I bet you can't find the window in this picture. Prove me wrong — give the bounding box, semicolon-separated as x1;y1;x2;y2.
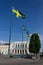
18;44;19;48
22;44;24;48
20;45;22;48
15;50;16;54
18;50;19;54
23;50;24;54
16;45;17;48
23;44;24;48
20;50;21;54
25;45;27;48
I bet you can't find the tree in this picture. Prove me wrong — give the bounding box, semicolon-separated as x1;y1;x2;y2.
29;33;41;58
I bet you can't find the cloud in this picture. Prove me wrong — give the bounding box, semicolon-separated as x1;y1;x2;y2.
0;40;4;43
40;35;43;43
0;40;8;44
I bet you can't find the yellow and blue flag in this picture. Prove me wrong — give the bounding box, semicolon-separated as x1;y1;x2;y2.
12;8;26;18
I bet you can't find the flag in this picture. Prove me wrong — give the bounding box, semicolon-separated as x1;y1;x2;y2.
22;25;30;38
26;31;30;37
22;25;26;31
26;31;29;35
26;31;30;38
12;9;26;18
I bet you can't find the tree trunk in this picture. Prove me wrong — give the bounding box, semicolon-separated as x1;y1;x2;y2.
35;53;40;60
35;53;37;59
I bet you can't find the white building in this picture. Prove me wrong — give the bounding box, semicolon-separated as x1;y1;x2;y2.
0;41;29;55
10;41;29;55
0;44;9;55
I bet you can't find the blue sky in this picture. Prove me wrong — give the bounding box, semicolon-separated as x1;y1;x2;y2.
0;0;43;50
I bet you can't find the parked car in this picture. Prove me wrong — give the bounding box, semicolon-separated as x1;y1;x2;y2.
40;52;43;58
21;54;35;59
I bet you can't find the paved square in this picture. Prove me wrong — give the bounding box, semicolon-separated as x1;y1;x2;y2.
0;55;43;65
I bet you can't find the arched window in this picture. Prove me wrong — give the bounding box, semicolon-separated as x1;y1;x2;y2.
16;45;17;48
23;50;24;54
18;50;19;54
15;50;16;54
20;50;21;54
18;44;19;48
22;44;24;48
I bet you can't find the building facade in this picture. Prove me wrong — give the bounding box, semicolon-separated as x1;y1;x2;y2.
0;41;29;55
0;44;9;55
10;41;29;55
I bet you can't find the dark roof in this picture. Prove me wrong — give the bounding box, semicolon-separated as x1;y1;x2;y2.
0;43;9;45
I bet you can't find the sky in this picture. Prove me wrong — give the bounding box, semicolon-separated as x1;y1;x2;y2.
0;0;43;51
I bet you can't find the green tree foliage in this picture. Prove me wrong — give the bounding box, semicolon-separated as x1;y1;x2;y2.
29;33;41;54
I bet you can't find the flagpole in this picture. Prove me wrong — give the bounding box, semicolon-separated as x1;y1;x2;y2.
8;8;12;59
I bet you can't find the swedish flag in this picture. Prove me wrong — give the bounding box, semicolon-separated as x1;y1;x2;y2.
12;9;26;18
